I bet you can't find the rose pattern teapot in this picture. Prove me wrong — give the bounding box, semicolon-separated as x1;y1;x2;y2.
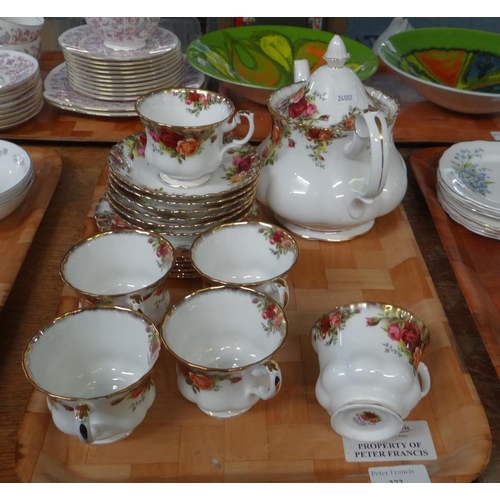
256;35;407;241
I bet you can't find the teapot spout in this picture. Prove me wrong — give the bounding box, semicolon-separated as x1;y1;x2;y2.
293;59;309;82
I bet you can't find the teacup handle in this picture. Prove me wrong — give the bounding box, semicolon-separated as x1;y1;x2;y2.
417;362;431;398
271;277;289;309
219;110;255;157
74;403;94;444
248;360;282;400
127;293;143;313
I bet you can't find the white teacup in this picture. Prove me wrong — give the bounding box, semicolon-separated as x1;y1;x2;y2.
311;302;431;442
22;306;161;444
136;88;255;187
161;286;287;418
190;221;299;308
60;229;175;325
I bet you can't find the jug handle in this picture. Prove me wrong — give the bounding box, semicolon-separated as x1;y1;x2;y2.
344;111;390;217
417;362;431;398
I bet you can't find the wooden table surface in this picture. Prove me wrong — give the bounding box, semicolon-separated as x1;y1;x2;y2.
1;51;500;482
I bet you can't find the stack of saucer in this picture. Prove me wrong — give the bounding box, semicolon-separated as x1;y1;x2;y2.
0;49;43;130
99;132;261;278
58;24;184;102
437;141;500;240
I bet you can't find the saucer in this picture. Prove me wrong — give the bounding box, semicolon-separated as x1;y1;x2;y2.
108;132;260;200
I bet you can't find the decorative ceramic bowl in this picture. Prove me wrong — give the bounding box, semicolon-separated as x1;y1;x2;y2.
0;17;44;44
84;17;161;50
379;27;500;114
187;25;378;104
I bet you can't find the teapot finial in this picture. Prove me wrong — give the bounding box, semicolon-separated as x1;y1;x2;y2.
323;34;350;68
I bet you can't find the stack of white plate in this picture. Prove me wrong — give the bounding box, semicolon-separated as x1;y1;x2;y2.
437;140;500;240
97;132;261;278
43;55;205;118
0;49;43;130
0;140;34;220
58;25;184;102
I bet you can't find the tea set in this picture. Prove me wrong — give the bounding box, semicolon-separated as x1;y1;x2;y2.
22;30;431;445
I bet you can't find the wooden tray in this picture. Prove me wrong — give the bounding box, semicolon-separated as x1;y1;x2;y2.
2;54;500;146
0;147;62;313
410;148;500;380
15;164;491;482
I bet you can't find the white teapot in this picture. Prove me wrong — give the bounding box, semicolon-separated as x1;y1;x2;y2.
256;35;407;241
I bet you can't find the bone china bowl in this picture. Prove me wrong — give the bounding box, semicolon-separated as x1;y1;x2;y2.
379;27;500;114
311;302;431;442
161;286;287;418
135;88;255;187
0;17;44;44
60;229;175;325
84;17;160;50
22;306;161;444
190;221;299;308
0;37;42;60
0;139;34;221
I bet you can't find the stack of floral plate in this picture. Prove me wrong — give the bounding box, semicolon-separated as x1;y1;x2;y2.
59;25;183;102
437;141;500;240
0;49;43;130
98;132;261;278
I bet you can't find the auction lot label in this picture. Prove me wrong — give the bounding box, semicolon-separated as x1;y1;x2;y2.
342;421;437;462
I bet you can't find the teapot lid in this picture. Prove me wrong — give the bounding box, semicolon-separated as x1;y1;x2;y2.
275;35;379;127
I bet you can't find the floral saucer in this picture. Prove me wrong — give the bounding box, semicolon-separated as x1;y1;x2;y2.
438;141;500;213
108;132;260;200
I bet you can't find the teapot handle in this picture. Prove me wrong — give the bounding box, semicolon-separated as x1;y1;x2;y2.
344;111;390;218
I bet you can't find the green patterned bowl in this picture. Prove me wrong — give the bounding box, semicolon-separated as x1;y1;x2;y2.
187;25;378;103
379;27;500;114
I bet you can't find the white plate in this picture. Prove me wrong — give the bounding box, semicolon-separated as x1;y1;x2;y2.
108;132;260;200
438;141;500;213
59;25;179;62
43;61;205;117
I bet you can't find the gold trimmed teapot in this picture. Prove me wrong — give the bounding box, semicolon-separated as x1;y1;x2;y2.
256;35;407;241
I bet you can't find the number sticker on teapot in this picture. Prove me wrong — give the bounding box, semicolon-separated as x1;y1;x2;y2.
334;89;358;105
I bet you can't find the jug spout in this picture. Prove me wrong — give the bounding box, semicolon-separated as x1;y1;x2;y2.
293;59;309;83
